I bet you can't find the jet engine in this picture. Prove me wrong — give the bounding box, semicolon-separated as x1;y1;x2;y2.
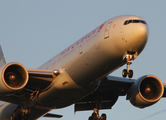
127;75;164;108
0;62;29;94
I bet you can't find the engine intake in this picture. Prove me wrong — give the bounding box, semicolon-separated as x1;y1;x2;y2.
127;75;164;108
0;63;29;94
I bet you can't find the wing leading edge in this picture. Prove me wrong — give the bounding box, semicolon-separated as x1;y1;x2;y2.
26;69;60;91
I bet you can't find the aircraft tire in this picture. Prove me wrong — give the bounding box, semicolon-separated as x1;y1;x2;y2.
101;113;107;120
122;69;127;78
27;107;31;116
16;107;22;117
128;70;133;78
11;112;16;120
92;113;98;120
88;116;92;120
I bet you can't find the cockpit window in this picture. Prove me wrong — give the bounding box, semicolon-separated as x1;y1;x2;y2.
124;19;147;25
140;20;146;24
128;20;132;24
133;20;140;23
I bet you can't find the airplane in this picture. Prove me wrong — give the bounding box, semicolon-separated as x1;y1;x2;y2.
0;15;165;120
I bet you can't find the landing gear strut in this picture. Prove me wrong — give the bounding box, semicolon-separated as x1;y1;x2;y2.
122;52;137;78
88;108;107;120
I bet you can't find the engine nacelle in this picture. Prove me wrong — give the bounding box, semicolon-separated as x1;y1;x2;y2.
127;75;164;108
0;62;29;94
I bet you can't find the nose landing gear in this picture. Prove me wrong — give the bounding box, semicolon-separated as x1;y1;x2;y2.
122;52;137;78
122;62;133;78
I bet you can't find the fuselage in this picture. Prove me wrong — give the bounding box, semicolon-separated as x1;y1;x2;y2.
35;15;148;109
0;15;149;120
40;15;148;84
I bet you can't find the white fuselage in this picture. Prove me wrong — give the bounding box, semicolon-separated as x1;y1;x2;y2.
0;15;148;120
34;15;148;110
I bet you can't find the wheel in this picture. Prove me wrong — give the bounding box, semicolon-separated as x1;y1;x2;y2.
12;112;16;118
16;107;22;117
122;69;127;78
128;70;133;78
11;112;17;120
92;113;98;120
27;107;31;116
101;113;106;120
10;114;14;120
89;116;92;120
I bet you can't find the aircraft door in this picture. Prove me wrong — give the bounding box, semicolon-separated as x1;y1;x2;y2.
79;41;85;54
104;22;112;39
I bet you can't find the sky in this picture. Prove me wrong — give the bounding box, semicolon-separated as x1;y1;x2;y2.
0;0;166;120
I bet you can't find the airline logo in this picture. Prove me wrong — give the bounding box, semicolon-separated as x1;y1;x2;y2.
61;22;106;56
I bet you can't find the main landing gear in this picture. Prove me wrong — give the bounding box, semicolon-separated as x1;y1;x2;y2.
10;90;39;120
10;107;31;120
122;52;137;78
88;108;106;120
88;95;107;120
122;62;133;78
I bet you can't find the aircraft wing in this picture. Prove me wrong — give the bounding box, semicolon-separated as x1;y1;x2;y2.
75;75;166;112
0;45;60;105
26;69;60;90
74;76;134;112
0;68;60;105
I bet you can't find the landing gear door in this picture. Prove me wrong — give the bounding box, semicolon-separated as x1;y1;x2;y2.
104;22;112;39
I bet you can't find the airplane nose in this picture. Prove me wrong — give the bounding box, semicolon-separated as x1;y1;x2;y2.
134;24;149;41
132;23;149;54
